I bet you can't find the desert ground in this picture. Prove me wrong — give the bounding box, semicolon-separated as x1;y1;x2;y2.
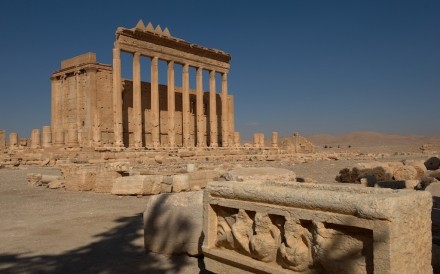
0;142;439;273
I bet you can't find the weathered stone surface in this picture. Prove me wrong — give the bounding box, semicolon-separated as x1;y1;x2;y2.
203;181;433;274
392;165;418;180
187;170;222;190
27;173;43;186
143;191;203;256
111;175;163;195
225;167;296;182
48;179;65;189
166;174;189;193
94;171;122;193
65;168;96;191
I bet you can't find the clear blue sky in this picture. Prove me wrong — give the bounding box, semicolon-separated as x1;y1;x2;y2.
0;1;439;140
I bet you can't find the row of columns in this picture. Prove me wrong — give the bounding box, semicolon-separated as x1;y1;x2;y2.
253;132;279;148
113;47;230;148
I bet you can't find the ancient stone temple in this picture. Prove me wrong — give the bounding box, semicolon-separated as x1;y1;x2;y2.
50;20;234;148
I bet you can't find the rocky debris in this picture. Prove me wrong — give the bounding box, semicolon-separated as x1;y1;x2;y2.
48;179;65;189
336;157;440;190
425;156;440;171
143;191;203;256
27;173;43;186
27;173;61;187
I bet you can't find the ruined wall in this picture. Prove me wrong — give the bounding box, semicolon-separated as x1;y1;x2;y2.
96;69;114;145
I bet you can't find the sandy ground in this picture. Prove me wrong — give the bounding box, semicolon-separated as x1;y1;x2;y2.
0;153;438;273
0;167;204;274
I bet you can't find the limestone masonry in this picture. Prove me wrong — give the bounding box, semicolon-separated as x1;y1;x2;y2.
50;20;234;149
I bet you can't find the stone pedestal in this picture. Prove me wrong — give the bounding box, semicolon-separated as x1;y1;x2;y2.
31;129;41;149
9;132;18;148
42;126;52;148
54;130;65;146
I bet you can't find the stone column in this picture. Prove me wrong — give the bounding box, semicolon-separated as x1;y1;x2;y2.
133;52;142;148
31;129;41;149
0;130;6;150
112;47;123;147
67;124;79;147
253;133;259;148
167;61;176;147
86;67;99;146
234;131;240;147
50;77;58;139
196;67;205;147
259;133;265;148
271;131;278;148
42;126;52;148
228;95;235;147
92;111;101;146
56;75;65;145
182;64;190;147
75;70;82;145
209;70;218;147
151;56;160;148
9;132;18;148
221;72;229;147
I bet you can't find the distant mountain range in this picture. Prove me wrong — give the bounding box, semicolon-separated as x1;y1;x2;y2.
305;131;440;146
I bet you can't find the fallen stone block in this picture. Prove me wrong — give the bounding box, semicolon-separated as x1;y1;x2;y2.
164;174;189;193
48;179;65;189
65;168;96;191
188;170;222;190
143;191;203;256
225;167;296;182
27;173;42;186
111;175;163;195
94;171;122;193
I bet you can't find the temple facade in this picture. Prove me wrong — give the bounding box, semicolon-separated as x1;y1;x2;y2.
50;20;235;148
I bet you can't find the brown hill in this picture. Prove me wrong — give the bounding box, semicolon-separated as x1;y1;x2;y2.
306;131;440;147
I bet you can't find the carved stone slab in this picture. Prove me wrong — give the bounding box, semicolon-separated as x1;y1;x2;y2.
203;181;432;274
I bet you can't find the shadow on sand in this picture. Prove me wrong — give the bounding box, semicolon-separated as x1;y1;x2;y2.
0;213;208;274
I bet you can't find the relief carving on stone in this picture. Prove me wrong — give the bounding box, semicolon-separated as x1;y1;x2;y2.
213;205;373;273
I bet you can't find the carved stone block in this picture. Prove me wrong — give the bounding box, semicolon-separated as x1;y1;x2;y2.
203;181;432;274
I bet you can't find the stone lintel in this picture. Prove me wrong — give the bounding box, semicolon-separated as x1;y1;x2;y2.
116;31;230;72
117;28;230;63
